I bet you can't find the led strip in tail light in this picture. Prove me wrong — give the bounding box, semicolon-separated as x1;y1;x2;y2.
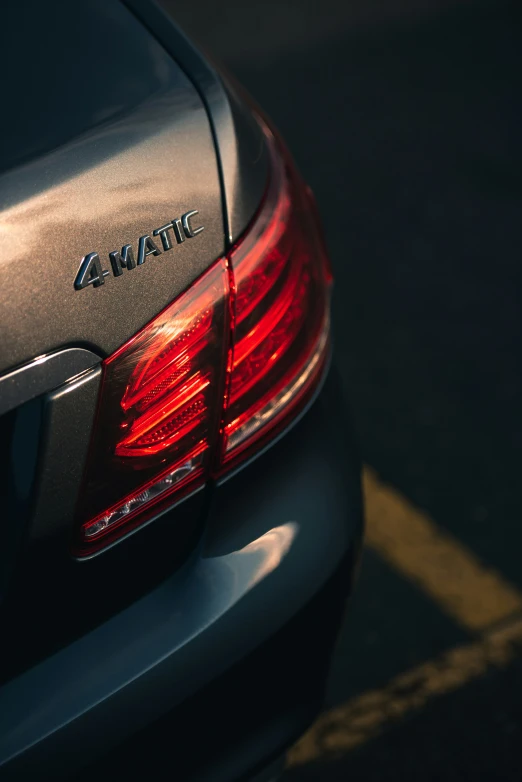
74;120;332;555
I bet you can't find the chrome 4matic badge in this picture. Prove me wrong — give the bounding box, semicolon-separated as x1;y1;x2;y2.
74;210;204;290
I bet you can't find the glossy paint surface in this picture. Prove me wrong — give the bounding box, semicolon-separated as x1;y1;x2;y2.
0;0;224;375
0;348;99;417
0;369;362;778
132;0;269;244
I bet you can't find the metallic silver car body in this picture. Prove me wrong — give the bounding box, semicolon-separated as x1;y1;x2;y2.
0;23;223;371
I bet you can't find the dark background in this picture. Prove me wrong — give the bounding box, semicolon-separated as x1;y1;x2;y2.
168;0;522;777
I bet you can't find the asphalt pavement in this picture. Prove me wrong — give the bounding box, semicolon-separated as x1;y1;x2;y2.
167;0;522;777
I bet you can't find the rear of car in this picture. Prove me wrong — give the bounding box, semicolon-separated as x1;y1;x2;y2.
0;1;363;779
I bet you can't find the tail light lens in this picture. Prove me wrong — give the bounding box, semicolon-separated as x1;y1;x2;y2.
221;133;330;464
76;261;229;550
75;120;331;555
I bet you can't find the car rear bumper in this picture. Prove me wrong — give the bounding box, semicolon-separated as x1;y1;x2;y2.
0;365;363;781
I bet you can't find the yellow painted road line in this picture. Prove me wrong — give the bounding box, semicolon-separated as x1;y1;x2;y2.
287;468;522;767
288;615;522;767
363;467;522;631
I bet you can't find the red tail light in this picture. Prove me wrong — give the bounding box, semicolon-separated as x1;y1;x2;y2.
74;120;331;555
221;132;330;465
76;261;229;548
